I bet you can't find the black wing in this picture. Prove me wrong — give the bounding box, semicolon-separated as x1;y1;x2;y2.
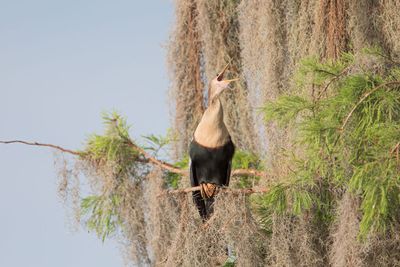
190;159;208;219
189;159;198;187
224;159;232;186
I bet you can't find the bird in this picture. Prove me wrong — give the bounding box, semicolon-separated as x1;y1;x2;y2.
189;63;237;220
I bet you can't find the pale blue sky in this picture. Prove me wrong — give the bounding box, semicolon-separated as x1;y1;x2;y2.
0;1;173;266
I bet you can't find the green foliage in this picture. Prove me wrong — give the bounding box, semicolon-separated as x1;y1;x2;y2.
141;130;188;189
165;156;189;189
295;53;354;87
78;113;190;243
232;150;261;170
262;96;313;126
222;260;236;267
81;194;122;242
79;112;146;241
222;247;237;267
261;50;400;238
82;112;139;177
257;167;317;226
232;150;263;188
142;133;171;155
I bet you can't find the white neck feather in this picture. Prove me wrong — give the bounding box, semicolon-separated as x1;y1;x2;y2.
194;98;230;148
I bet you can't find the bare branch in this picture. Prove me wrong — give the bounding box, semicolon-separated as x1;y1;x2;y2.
0;140;81;156
232;168;267;177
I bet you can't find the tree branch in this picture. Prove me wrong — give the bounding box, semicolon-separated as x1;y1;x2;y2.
231;168;267;177
315;68;339;77
0;140;82;156
163;186;269;195
124;139;187;175
0;139;270;178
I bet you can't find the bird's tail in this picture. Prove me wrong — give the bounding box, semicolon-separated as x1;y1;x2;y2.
200;183;219;199
191;183;219;221
192;183;220;221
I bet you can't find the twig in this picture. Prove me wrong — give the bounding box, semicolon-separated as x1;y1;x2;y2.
391;142;400;166
0;140;81;156
315;68;339;77
317;67;349;100
231;168;267;177
124;139;187;175
166;185;202;194
391;142;400;155
375;51;400;66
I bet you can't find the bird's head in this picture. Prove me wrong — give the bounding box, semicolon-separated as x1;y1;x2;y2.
208;63;239;102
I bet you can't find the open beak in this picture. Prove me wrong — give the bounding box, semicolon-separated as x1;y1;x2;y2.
223;78;240;82
216;63;239;83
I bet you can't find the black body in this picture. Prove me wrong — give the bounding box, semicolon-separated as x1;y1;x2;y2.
189;138;235;220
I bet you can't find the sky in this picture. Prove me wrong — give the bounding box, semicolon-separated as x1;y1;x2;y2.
0;1;173;266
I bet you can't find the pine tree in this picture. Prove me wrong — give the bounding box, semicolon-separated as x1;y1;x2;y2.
260;48;400;239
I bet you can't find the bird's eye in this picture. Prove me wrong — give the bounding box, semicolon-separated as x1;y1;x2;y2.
216;73;219;77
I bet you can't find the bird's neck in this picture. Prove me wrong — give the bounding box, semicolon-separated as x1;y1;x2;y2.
194;98;229;148
206;97;224;121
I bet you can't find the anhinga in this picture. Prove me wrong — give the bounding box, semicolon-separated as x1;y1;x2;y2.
189;64;238;220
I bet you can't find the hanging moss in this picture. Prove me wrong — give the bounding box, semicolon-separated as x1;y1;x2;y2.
168;0;205;158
